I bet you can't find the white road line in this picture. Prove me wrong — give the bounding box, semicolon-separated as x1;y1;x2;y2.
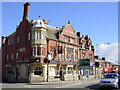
55;83;82;88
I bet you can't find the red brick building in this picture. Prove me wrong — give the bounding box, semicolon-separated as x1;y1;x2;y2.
2;2;95;82
95;56;120;79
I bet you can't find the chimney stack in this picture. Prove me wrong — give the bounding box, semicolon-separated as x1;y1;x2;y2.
43;19;48;24
1;36;5;45
68;21;70;24
85;35;89;40
23;2;30;21
77;32;81;37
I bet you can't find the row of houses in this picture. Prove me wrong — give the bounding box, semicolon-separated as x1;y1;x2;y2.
95;56;120;79
1;2;119;83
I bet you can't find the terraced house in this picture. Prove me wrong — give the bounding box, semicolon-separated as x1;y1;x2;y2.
2;2;95;83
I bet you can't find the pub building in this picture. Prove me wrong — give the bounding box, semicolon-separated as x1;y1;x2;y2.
2;2;95;83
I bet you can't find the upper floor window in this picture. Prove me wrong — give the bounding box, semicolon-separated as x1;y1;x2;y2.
11;53;13;60
66;51;73;60
70;38;75;43
34;31;44;40
28;32;31;40
8;38;14;45
32;47;34;56
50;48;56;59
17;36;19;43
64;36;69;42
41;47;44;56
35;32;40;39
16;52;18;58
37;47;40;55
75;52;78;60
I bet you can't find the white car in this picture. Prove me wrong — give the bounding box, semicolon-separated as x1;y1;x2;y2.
99;73;120;88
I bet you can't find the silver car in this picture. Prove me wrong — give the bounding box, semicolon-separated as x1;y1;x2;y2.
99;73;119;88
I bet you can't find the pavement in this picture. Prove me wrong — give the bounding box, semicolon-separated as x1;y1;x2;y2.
29;78;100;86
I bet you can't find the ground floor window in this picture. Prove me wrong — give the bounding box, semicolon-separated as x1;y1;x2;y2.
89;67;94;75
6;66;13;74
67;67;72;74
34;67;43;76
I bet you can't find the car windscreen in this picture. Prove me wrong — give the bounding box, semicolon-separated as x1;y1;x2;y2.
104;74;118;78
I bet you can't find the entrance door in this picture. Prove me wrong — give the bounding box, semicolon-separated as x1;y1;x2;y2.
49;67;55;76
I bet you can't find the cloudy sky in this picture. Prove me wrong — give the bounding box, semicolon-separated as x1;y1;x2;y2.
95;43;119;65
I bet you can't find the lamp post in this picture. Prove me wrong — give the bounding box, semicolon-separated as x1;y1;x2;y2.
46;38;52;82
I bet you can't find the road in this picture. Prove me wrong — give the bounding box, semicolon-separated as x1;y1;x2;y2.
1;79;119;89
1;79;99;89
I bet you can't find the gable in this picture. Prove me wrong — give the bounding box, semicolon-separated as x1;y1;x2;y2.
61;24;76;38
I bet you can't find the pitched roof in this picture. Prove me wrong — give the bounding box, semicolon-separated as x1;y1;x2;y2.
45;25;62;40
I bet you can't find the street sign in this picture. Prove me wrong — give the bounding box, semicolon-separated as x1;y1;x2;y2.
79;59;90;66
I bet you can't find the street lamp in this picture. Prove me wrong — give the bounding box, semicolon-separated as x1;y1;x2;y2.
46;38;52;82
46;53;52;82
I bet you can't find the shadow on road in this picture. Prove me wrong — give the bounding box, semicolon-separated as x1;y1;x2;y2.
85;84;117;90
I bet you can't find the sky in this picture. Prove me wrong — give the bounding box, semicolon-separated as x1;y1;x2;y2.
1;2;118;64
95;43;118;65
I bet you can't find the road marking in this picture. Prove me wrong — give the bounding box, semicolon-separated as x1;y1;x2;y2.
55;83;82;88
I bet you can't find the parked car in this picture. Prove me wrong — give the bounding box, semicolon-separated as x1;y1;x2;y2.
99;73;120;88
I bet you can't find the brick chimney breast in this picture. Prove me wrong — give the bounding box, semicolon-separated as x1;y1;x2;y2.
23;2;30;21
1;36;5;45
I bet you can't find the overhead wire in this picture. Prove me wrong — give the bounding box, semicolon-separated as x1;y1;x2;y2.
59;2;83;27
